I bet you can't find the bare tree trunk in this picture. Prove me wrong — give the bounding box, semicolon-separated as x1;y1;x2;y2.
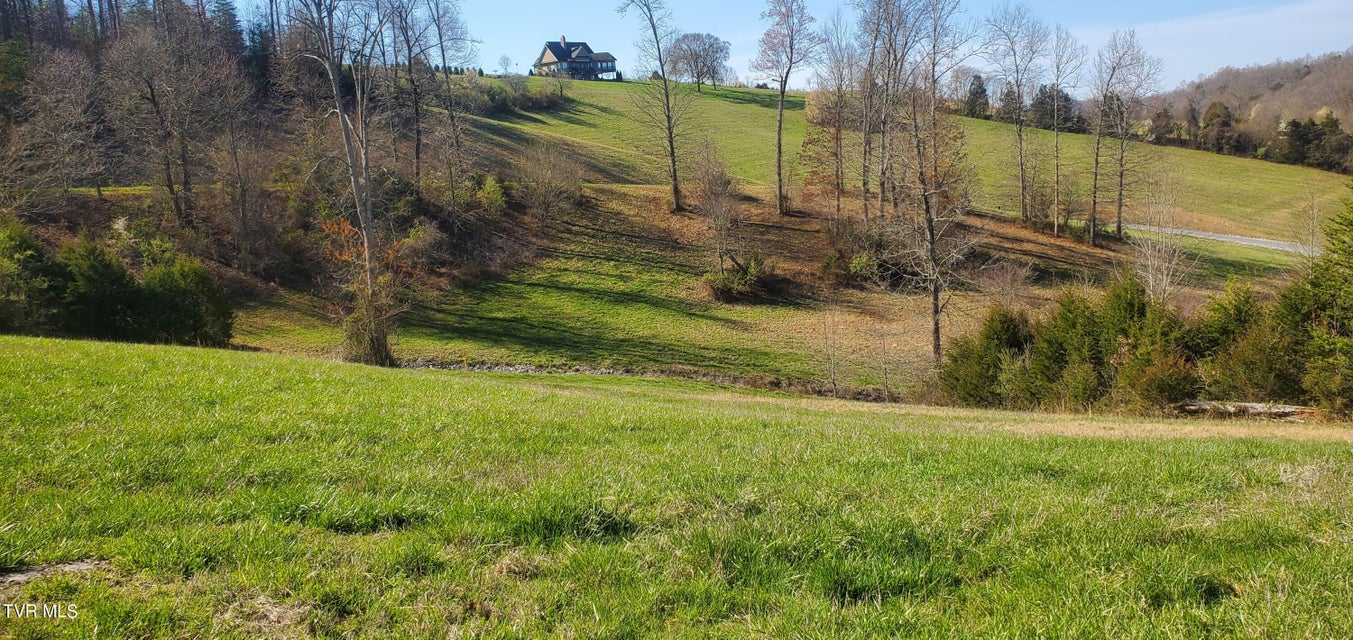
1053;101;1061;236
326;62;378;289
85;0;97;40
663;86;682;211
860;82;873;222
1090;126;1103;246
407;55;423;197
623;0;684;212
1115;135;1127;237
775;75;787;215
225;116;249;269
832;114;843;222
1015;117;1028;222
177;137;194;226
162;154;183;223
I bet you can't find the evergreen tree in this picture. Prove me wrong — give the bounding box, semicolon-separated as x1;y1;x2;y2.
1030;84;1076;131
1184;100;1201;146
210;0;244;57
242;22;274;97
994;84;1020;123
962;74;989;119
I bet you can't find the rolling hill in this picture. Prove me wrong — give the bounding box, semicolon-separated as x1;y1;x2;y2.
231;79;1323;389
465;79;1350;242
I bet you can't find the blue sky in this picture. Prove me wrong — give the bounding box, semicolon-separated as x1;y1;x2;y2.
234;0;1353;90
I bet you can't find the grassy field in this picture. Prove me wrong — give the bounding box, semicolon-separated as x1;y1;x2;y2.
471;79;1349;242
235;184;972;392
2;336;1352;638
467;81;807;189
235;180;1304;392
961;118;1351;242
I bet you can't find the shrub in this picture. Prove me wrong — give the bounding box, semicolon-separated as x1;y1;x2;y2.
995;350;1040;409
59;241;143;340
1185;278;1260;359
516;142;583;222
1302;334;1353;414
1200;311;1303;403
1056;361;1103;409
341;276;397;367
940;305;1031;407
477;174;505;214
1028;294;1103;403
1116;347;1198;409
939;335;992;406
1099;272;1148;347
705;250;767;302
142;259;234;347
0;217;66;334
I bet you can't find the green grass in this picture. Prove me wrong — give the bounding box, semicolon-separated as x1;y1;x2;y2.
1178;236;1303;284
479;80;1348;241
2;336;1353;637
959;117;1349;242
475;80;807;186
236;185;830;384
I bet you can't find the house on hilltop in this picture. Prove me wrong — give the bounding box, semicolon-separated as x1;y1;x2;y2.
533;37;618;81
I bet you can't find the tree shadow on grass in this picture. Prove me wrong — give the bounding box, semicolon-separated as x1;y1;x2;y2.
475;277;743;326
399;307;786;374
1187;249;1294;285
704;87;805;111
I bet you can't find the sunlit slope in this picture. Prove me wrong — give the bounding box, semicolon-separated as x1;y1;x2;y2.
469;79;1348;241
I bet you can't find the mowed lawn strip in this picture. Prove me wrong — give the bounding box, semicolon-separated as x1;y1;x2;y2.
2;336;1351;637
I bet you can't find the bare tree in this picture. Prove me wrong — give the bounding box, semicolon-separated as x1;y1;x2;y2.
618;0;686;211
812;7;855;224
516;142;583;224
751;0;821;216
1109;46;1162;237
693;137;739;275
900;0;976;366
1049;24;1084;237
1088;30;1159;246
984;3;1048;224
105;19;228;227
1294;184;1325;274
15;48;102;197
423;0;475;216
290;0;395;365
669;32;729;93
545;68;572;97
1129;173;1190;306
497;54;512;76
853;0;925;222
388;0;440;197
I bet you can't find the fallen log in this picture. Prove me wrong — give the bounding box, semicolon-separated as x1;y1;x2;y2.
1171;400;1319;420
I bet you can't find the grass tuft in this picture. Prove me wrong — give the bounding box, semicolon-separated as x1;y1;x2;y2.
507;493;639;545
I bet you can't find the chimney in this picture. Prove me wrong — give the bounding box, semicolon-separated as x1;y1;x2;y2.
560;36;567;50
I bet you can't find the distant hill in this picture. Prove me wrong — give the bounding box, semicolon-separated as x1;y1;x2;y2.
1156;49;1353;138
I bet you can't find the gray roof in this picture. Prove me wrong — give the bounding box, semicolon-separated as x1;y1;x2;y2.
537;41;614;65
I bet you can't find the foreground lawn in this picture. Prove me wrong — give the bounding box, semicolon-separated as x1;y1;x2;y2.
2;337;1352;638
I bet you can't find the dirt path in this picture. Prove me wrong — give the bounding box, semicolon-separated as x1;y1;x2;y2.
1124;223;1321;255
